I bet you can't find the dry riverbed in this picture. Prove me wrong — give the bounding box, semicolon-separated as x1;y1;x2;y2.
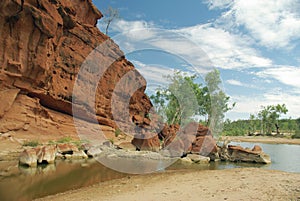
36;168;300;201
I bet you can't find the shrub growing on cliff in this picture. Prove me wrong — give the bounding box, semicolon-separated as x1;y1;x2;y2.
56;136;73;144
115;128;122;137
23;140;40;147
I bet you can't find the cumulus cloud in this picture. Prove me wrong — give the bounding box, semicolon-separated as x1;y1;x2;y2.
131;60;175;84
257;66;300;89
98;19;156;40
214;0;300;49
177;24;272;69
111;19;156;40
226;79;244;86
107;20;272;70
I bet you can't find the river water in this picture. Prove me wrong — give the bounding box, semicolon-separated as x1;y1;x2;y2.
0;142;299;200
227;142;300;173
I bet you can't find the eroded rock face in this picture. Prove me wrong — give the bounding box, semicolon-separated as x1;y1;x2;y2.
0;0;153;142
226;145;271;164
36;145;56;164
19;148;38;167
132;131;160;152
56;143;78;154
217;142;270;164
158;123;218;157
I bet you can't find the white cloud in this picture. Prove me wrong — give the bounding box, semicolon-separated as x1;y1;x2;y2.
131;60;175;84
205;0;233;10
216;0;300;49
177;24;272;69
226;79;244;86
112;19;156;40
228;91;300;120
108;19;272;70
98;19;156;40
257;66;300;89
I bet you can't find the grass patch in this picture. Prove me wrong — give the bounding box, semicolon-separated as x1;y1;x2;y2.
47;137;89;150
23;140;40;147
56;136;73;144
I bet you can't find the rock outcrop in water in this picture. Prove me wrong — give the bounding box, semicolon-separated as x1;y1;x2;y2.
218;143;271;164
0;0;153;144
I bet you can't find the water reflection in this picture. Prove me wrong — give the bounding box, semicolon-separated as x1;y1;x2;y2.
0;159;126;201
0;142;299;200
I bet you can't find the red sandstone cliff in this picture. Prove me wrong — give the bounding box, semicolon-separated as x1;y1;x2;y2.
0;0;153;143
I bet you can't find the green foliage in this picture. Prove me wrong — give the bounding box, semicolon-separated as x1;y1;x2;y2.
47;137;88;149
257;104;288;135
150;70;234;130
203;69;235;134
222;118;299;136
296;118;300;130
108;138;114;144
222;119;250;136
115;128;122;137
56;136;73;144
292;130;300;139
23;140;40;147
150;71;202;125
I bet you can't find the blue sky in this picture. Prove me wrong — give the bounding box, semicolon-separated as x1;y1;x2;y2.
95;0;300;120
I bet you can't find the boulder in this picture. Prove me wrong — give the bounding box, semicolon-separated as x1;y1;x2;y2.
19;149;37;167
227;145;271;164
87;147;103;157
163;137;185;157
159;124;180;143
182;122;212;136
179;157;193;164
103;141;114;148
56;143;79;154
117;142;137;151
186;154;210;164
159;123;217;158
252;145;262;152
36;145;56;164
65;150;88;160
191;135;218;156
132;129;160;152
160;124;187;154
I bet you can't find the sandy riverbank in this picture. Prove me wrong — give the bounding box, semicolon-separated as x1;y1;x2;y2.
36;168;300;201
220;136;300;145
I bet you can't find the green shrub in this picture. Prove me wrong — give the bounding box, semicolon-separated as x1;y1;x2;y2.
108;138;114;144
23;140;40;147
115;129;122;137
292;130;300;139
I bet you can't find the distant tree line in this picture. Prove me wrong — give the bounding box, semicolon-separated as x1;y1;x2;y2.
223;104;300;139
